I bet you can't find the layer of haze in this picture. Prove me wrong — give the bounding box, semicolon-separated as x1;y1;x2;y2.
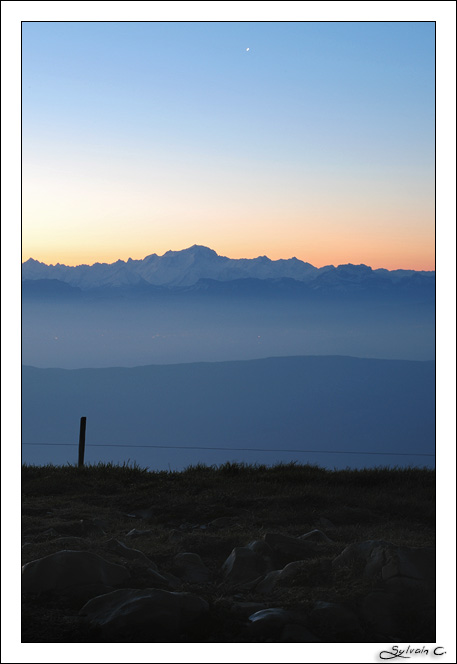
22;357;435;470
22;21;435;270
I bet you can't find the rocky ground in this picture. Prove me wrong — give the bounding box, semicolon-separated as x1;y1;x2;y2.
21;462;436;643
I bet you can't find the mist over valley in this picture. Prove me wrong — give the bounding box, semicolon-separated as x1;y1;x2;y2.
22;246;434;368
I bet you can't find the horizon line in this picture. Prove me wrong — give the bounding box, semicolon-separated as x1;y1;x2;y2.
21;354;437;372
21;244;436;273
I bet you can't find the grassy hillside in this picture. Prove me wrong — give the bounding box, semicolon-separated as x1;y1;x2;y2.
22;462;435;643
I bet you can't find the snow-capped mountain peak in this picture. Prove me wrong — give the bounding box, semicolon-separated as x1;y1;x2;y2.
21;245;434;291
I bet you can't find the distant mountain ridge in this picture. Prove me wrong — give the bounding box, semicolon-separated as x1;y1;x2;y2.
22;355;435;470
22;244;434;291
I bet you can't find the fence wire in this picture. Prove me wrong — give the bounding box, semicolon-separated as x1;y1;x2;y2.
22;442;435;457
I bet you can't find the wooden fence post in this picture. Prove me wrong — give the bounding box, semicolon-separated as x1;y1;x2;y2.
78;417;87;467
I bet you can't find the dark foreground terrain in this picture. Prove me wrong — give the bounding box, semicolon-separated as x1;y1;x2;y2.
22;462;435;643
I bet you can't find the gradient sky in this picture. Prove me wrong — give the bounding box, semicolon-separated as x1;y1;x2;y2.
22;21;435;270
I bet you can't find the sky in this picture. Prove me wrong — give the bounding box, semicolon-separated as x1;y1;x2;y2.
22;20;436;270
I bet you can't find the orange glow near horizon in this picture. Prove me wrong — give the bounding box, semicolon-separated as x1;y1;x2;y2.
21;175;435;271
21;136;435;272
21;174;436;269
21;235;436;272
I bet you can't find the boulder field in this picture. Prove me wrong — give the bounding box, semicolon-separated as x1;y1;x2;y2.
22;525;435;642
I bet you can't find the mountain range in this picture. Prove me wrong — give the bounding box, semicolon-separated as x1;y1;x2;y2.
22;244;434;293
22;245;435;368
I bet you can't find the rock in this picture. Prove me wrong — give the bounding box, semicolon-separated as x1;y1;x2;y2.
360;587;435;642
246;540;275;570
256;560;307;594
254;569;285;595
298;529;333;543
332;541;435;588
309;601;363;639
229;601;268;618
332;540;393;575
207;516;238;529
381;546;435;586
263;533;316;566
167;529;184;544
360;592;400;637
222;547;268;587
146;568;181;590
80;588;209;639
247;608;308;640
179;522;193;531
383;575;434;594
247;539;273;555
104;539;157;568
125;528;152;538
280;623;321;642
22;550;130;596
33;528;59;541
173;553;211;583
105;543;181;590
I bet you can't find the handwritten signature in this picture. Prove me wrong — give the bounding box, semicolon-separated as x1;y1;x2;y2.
380;646;446;659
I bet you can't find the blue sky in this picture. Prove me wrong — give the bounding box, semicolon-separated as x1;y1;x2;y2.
22;21;435;268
